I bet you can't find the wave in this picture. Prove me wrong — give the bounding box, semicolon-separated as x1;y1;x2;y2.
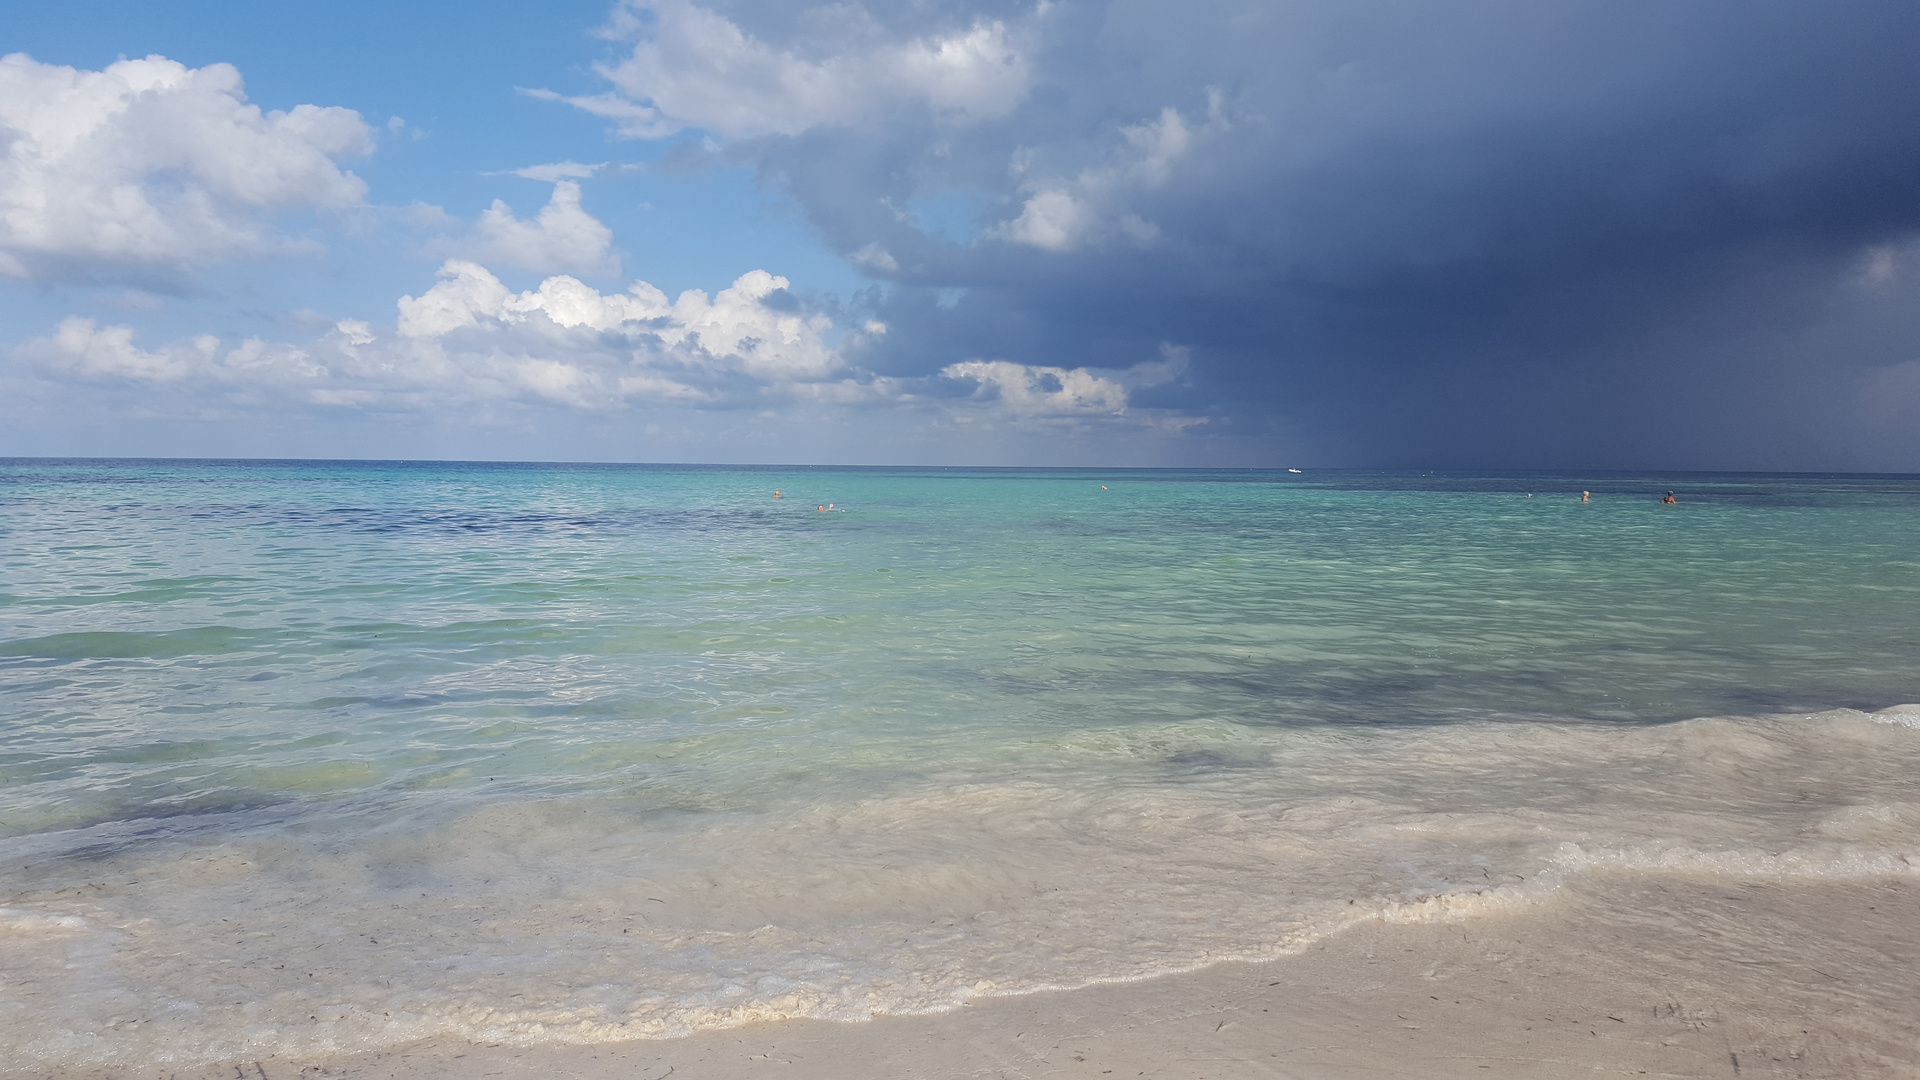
5;704;1919;1071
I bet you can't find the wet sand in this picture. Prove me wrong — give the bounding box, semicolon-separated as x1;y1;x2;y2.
80;872;1914;1080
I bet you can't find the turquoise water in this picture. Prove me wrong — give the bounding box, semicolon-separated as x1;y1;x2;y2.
4;460;1920;1069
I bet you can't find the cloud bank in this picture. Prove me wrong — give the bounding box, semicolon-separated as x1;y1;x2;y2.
546;0;1920;468
16;258;1190;446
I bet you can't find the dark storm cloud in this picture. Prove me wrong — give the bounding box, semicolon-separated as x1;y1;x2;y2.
617;0;1920;466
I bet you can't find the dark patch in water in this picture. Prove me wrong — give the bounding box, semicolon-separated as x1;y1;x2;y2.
0;626;276;660
1162;748;1271;773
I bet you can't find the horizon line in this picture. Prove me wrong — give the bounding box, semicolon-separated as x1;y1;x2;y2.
3;456;1918;479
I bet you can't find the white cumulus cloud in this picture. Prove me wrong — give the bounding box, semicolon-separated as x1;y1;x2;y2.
0;52;371;281
541;0;1035;140
938;346;1193;422
19;260;861;414
443;181;619;276
942;359;1130;416
33;316;322;384
994;101;1222;252
41;318;214;381
994;189;1091;253
397;260;837;380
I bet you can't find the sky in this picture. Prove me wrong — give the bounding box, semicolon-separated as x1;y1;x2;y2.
2;0;1917;469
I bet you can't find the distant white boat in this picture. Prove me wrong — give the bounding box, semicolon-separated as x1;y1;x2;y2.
1288;468;1302;473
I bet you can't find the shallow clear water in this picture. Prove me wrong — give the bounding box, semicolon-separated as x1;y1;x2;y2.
3;460;1919;1069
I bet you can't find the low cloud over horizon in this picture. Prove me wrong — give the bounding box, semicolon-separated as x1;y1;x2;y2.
4;1;1919;469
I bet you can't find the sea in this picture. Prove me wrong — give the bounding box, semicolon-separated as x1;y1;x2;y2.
3;459;1918;1072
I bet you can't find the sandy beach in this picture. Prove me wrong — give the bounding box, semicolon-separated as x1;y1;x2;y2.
39;871;1909;1080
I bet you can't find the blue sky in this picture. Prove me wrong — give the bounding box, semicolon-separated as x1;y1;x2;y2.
3;1;1918;467
1;0;863;334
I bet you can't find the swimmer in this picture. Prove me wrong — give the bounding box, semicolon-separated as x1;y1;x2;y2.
1662;491;1677;504
1581;490;1589;502
773;490;781;498
817;505;825;511
1101;486;1108;490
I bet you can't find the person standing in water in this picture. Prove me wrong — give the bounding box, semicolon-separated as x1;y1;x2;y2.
1581;490;1590;502
1662;491;1677;504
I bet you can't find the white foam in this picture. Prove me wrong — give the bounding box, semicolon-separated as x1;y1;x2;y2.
1871;703;1920;729
0;908;88;933
6;705;1920;1071
1551;841;1919;880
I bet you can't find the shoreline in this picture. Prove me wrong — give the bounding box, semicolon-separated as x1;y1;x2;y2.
36;870;1916;1080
